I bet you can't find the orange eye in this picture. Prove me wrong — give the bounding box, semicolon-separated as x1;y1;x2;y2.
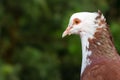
73;18;81;25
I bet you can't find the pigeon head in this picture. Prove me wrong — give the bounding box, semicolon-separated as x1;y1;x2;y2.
62;10;106;38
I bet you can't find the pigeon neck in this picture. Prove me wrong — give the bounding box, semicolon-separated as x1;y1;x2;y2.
80;26;118;76
88;27;118;60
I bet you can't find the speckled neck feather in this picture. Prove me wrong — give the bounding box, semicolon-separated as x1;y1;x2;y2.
81;25;120;80
88;27;119;61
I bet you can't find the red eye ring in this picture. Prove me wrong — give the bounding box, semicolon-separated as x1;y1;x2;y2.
73;18;81;25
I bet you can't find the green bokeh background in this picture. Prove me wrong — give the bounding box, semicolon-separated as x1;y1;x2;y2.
0;0;120;80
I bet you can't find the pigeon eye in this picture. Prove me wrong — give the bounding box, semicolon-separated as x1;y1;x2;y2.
74;18;81;25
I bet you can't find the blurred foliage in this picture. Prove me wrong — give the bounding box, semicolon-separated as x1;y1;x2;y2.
0;0;120;80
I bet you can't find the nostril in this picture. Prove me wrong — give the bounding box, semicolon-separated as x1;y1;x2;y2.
66;26;72;31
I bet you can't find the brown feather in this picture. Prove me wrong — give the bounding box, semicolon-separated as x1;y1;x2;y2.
81;26;120;80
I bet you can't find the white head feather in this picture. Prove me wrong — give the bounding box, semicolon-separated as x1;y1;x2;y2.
62;11;106;75
62;12;105;38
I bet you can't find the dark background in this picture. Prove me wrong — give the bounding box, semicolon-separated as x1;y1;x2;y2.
0;0;120;80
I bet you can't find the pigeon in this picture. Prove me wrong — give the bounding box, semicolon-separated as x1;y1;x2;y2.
62;10;120;80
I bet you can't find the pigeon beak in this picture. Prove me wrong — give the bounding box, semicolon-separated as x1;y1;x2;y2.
62;26;72;38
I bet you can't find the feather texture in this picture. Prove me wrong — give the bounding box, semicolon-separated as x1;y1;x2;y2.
62;10;120;80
